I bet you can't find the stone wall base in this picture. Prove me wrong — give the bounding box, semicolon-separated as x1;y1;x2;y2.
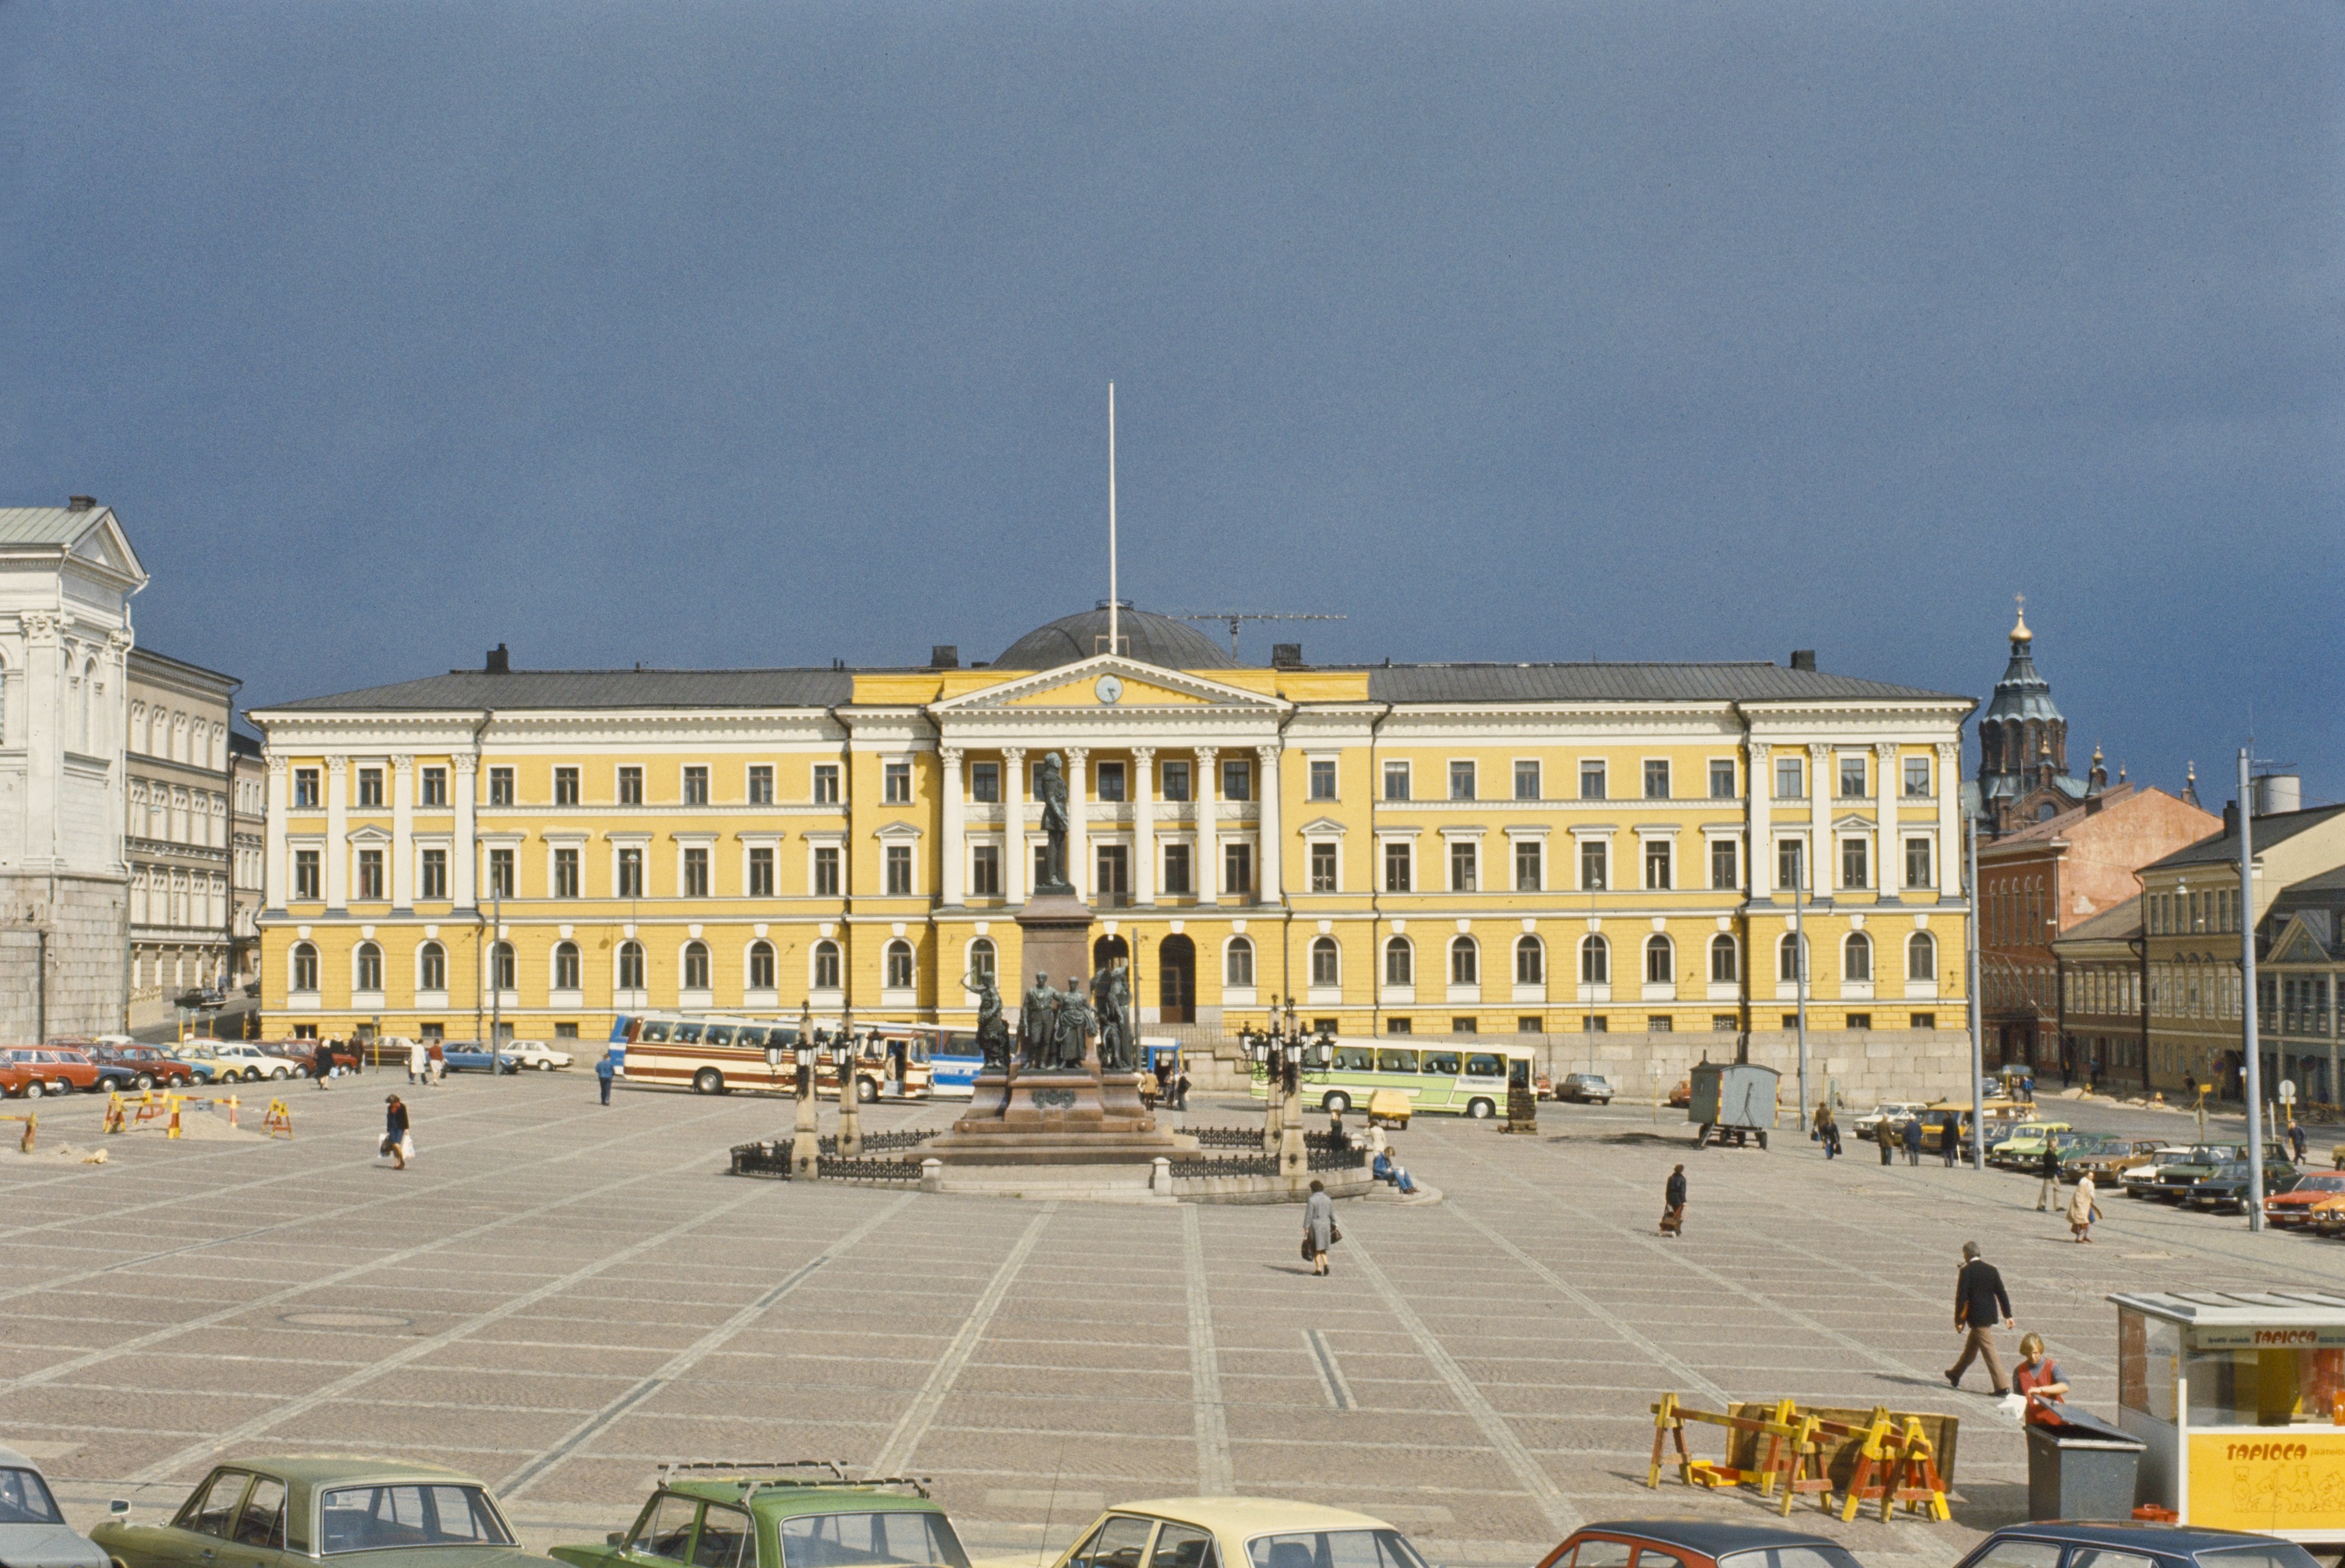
0;873;128;1039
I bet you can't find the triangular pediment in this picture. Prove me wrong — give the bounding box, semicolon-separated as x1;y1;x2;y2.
2269;915;2332;965
935;654;1288;714
66;510;147;585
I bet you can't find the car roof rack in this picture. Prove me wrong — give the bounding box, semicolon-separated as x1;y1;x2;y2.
656;1461;932;1498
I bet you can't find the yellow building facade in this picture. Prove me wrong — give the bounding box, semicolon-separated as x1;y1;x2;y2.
250;609;1975;1044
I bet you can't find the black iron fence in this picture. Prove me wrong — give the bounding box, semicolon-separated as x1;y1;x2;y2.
1169;1153;1279;1179
816;1128;938;1157
816;1155;925;1183
729;1141;794;1178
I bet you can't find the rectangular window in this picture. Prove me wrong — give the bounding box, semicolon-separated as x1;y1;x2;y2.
884;844;912;895
1647;1015;1673;1032
1515;839;1541;892
1846;1013;1872;1031
1579;760;1606;800
1309;759;1338;801
1221;758;1251;802
356;849;384;899
356;767;384;807
489;848;515;898
1904;756;1931;797
970;762;999;802
1384;840;1412;893
812;764;840;804
1643;760;1670;799
295;849;322;899
419;767;445;807
1910;1012;1935;1029
1224;840;1253;895
419;848;446;900
1709;760;1736;799
747;766;773;805
1712;1014;1739;1032
489;767;515;807
294;768;319;808
1841;836;1869;890
1449;760;1476;801
1386;1017;1413;1035
813;845;840;896
617;766;643;805
1310;841;1338;892
1580;840;1607;890
1383;761;1411;801
1450;839;1478;891
1644;839;1672;890
1160;761;1191;802
617;847;643;898
1035;842;1053;888
1840;755;1866;798
1905;836;1933;889
1513;759;1541;801
970;844;1000;896
553;847;579;898
1162;842;1192;895
1778;839;1804;891
1095;844;1129;897
1450;1017;1478;1033
1710;838;1738;890
1583;1015;1608;1033
1095;761;1126;802
682;766;710;806
749;846;775;896
552;767;579;806
882;761;912;804
1775;756;1803;799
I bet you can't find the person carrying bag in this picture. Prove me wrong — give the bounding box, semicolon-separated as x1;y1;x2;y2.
380;1095;413;1170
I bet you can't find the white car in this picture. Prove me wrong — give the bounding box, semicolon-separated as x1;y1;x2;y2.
502;1039;575;1071
1853;1101;1929;1139
0;1442;106;1568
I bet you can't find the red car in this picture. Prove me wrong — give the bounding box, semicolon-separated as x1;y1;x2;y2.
1538;1522;1866;1568
85;1043;197;1090
2;1046;102;1096
2265;1171;2345;1227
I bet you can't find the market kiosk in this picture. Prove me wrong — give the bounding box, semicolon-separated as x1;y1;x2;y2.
2111;1290;2345;1541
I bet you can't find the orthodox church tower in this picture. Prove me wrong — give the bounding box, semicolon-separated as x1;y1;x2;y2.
1976;601;2090;835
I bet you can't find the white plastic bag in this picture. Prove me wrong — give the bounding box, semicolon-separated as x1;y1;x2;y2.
1997;1391;2029;1421
399;1132;416;1161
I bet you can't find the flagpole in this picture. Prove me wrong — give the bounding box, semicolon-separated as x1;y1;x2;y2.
1108;382;1119;655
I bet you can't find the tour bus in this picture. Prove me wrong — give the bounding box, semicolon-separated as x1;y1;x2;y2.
1250;1038;1536;1119
607;1012;938;1100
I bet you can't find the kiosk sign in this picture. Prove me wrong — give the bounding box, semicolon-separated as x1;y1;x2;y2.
2189;1325;2345;1349
2187;1432;2345;1532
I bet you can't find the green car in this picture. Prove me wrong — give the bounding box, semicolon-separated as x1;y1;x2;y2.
94;1456;558;1568
552;1466;969;1568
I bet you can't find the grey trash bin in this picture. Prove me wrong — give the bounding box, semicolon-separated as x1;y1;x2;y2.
2026;1409;2146;1520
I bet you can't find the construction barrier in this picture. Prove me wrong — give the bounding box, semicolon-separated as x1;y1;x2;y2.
133;1089;170;1127
1650;1393;1955;1523
262;1098;293;1138
2;1111;33;1152
1648;1393;1832;1515
104;1092;127;1134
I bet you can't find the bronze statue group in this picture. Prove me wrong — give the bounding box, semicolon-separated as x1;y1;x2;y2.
963;960;1137;1074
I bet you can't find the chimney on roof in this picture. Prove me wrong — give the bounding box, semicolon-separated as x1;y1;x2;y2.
2223;799;2240;838
67;495;95;512
929;645;959;669
1271;642;1303;669
1789;650;1816;672
485;644;509;674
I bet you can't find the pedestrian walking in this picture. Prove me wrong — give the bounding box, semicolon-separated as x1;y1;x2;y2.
1944;1241;2013;1394
1876;1116;1896;1166
595;1050;616;1106
381;1095;412;1170
2066;1172;2101;1243
1326;1109;1351;1153
2035;1141;2062;1211
1303;1179;1338;1276
1903;1115;1924;1166
2290;1120;2309;1163
313;1038;334;1090
2013;1333;2070;1426
1813;1101;1839;1159
1940;1110;1961;1167
427;1039;446;1085
1173;1066;1191;1112
1661;1164;1687;1238
407;1036;425;1084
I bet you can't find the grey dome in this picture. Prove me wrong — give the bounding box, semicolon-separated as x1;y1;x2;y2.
997;603;1236;671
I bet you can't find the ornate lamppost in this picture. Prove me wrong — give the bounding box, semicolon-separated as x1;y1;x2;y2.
834;1003;863;1158
789;1001;819;1177
1243;996;1332;1173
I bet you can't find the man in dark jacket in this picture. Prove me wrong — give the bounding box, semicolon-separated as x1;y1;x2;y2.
1941;1111;1962;1166
1903;1115;1924;1166
1946;1241;2013;1393
2035;1141;2062;1211
313;1038;335;1090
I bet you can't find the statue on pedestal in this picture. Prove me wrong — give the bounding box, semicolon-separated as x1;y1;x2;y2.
1090;961;1133;1071
1054;976;1095;1070
1035;753;1073;893
1019;972;1060;1069
967;966;1011;1070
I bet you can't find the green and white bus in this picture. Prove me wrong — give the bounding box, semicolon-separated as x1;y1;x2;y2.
1250;1039;1535;1119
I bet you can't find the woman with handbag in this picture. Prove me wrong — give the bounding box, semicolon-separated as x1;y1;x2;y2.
382;1095;412;1170
2065;1171;2101;1243
1304;1179;1339;1276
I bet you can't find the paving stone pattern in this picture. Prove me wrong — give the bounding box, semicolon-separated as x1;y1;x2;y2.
3;1077;2333;1568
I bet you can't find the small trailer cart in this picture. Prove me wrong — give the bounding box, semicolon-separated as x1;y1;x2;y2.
1690;1061;1778;1149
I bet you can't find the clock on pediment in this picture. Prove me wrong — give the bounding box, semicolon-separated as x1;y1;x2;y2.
1094;674;1124;704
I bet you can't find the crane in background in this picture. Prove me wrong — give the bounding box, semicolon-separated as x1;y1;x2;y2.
1170;610;1346;660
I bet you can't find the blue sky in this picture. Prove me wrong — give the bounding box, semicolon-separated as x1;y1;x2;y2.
4;2;2339;800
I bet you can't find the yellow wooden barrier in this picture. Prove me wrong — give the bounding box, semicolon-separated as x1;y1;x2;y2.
1648;1393;1832;1514
262;1098;293;1138
103;1092;128;1133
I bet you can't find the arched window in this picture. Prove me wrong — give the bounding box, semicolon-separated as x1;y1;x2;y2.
1843;933;1871;983
1450;936;1478;986
1645;935;1673;985
885;939;915;989
492;941;516;990
291;942;318;992
1907;932;1936;981
1310;936;1340;987
355;941;382;992
1384;936;1413;986
418;941;445;992
554;941;581;991
683;940;710;990
1226;936;1255;987
1779;933;1806;983
1581;935;1609;985
618;940;645;991
1709;934;1738;983
1515;935;1544;985
967;937;997;989
812;939;841;990
749;940;775;990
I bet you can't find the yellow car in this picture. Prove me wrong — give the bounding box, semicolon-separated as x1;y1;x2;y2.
178;1042;295;1084
1034;1499;1432;1568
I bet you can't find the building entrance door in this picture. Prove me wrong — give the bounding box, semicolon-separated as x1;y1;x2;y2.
1159;935;1195;1024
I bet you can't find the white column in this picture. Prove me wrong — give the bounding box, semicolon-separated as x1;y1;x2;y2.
1748;742;1774;901
324;756;349;910
1935;741;1961;903
1132;747;1156;904
391;755;415;909
21;613;60;866
1001;748;1027;905
1809;742;1833;898
1256;743;1283;902
939;746;965;907
452;753;478;910
263;756;289;910
1065;747;1090;901
1876;741;1901;901
1196;747;1220;904
105;628;134;875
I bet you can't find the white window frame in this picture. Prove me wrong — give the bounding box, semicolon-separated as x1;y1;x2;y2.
804;832;848;898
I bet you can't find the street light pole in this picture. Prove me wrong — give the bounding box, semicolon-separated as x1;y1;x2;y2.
835;1003;862;1158
1967;809;1986;1172
790;1001;819;1177
2241;749;2266;1232
1792;868;1809;1127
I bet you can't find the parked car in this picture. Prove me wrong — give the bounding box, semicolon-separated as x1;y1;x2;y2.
1853;1101;1929;1139
2183;1160;2300;1212
554;1464;970;1568
173;989;224;1011
1986;1120;2074;1170
2265;1170;2345;1227
87;1043;197;1091
0;1441;106;1568
2122;1145;2228;1199
1949;1521;2320;1568
441;1042;519;1073
1537;1520;1862;1568
1666;1079;1690;1108
1558;1073;1614;1104
1021;1498;1431;1568
2066;1135;2166;1183
253;1041;324;1076
96;1455;562;1568
503;1040;575;1071
179;1042;292;1084
2;1047;101;1096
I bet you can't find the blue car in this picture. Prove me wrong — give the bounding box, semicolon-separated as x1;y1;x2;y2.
439;1041;518;1073
1954;1521;2320;1568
